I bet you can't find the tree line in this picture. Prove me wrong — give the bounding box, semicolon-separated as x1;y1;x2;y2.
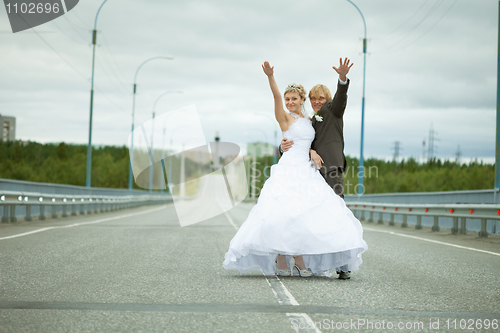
0;140;494;194
0;141;131;188
250;156;494;195
342;156;494;195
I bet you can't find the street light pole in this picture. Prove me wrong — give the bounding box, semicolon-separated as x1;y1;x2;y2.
164;125;190;193
495;0;500;194
149;90;183;193
345;0;367;195
255;113;280;165
243;132;260;199
246;128;269;155
86;0;108;188
149;111;156;193
128;56;174;190
246;128;270;182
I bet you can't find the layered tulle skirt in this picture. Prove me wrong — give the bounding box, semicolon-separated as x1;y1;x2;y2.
223;153;368;276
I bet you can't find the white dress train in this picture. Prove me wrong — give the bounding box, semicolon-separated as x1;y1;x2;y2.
223;114;368;276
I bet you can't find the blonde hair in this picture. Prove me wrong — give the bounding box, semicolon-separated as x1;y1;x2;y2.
284;83;306;101
309;84;332;101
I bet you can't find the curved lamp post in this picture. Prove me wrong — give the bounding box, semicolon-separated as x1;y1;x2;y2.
255;113;279;165
149;90;183;193
128;56;174;190
246;127;271;182
345;0;367;195
246;128;269;148
86;0;108;188
244;129;270;198
163;125;191;194
495;1;500;193
243;132;258;199
246;127;270;167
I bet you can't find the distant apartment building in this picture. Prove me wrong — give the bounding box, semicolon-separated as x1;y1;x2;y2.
247;142;275;158
0;115;16;141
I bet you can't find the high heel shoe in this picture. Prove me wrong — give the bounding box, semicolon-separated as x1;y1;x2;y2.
289;257;313;277
275;258;291;276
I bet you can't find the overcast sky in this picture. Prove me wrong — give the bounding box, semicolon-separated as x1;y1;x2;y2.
0;0;497;162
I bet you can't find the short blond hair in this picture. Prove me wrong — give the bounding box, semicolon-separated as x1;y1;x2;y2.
309;84;332;101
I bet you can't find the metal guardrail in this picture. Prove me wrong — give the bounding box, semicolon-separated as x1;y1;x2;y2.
346;201;500;237
0;179;172;222
0;178;159;197
344;189;500;204
0;190;170;222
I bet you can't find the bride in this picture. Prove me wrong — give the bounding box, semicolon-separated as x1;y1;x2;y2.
222;61;368;277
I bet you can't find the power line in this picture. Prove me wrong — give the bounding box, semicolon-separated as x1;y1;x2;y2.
62;14;91;43
95;45;130;95
31;26;89;81
31;26;127;114
63;11;90;31
70;10;91;30
99;32;130;89
379;0;445;51
372;0;458;54
49;16;87;45
373;0;430;40
393;0;458;52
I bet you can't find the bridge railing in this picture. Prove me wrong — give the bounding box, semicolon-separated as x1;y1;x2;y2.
0;179;172;223
346;201;500;237
344;189;500;204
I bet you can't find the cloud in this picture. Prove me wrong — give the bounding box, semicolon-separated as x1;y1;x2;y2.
0;0;497;162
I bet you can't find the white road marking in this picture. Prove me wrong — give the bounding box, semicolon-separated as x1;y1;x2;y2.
222;209;240;231
363;226;500;257
0;205;168;241
224;211;322;333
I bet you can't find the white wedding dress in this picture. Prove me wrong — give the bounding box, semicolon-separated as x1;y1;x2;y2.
223;113;368;276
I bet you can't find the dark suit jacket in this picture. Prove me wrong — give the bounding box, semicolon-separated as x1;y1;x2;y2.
310;79;349;173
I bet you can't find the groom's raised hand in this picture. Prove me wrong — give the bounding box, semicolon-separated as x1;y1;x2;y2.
332;57;353;82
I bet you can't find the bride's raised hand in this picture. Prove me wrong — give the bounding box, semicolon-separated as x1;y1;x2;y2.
263;61;283;120
262;61;274;77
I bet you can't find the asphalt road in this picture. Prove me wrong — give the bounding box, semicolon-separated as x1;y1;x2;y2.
0;202;499;333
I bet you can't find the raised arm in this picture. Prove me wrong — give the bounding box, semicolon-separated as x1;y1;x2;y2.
329;57;353;118
262;61;288;127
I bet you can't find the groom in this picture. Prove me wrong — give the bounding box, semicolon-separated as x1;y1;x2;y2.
280;58;353;279
281;57;352;198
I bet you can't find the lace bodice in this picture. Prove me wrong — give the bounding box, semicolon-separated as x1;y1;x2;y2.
281;113;314;164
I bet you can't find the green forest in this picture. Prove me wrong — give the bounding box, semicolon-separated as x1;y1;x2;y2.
248;155;494;196
0;141;131;188
0;140;494;194
342;156;494;195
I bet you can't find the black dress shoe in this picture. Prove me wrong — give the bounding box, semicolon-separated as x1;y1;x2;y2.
338;271;351;280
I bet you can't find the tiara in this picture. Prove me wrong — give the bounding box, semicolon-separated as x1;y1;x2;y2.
286;84;301;91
